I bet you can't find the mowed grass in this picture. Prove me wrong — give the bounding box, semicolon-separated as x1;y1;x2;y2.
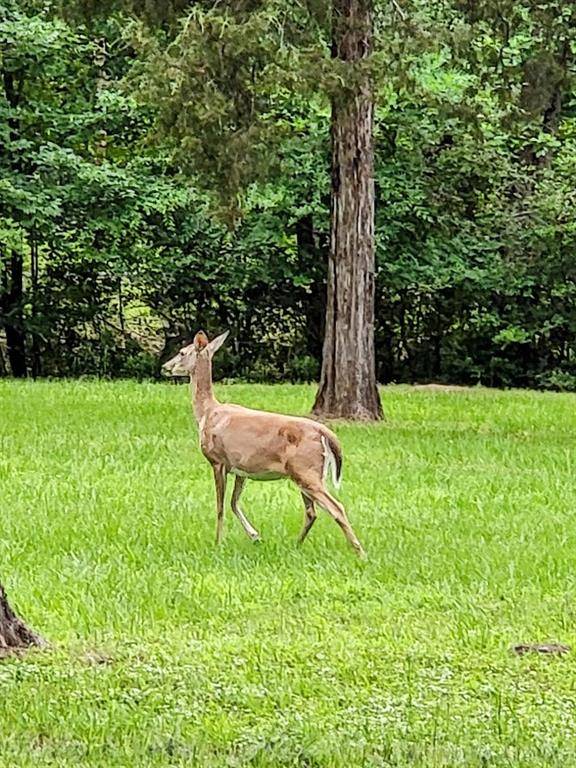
2;380;576;767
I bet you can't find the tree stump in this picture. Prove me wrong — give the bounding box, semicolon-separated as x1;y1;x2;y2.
0;581;45;653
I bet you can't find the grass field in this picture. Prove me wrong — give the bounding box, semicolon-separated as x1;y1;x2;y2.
2;380;576;766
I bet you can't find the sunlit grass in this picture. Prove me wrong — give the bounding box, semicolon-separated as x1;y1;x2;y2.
1;380;576;766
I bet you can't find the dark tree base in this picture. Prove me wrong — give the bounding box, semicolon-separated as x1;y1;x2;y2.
0;582;45;652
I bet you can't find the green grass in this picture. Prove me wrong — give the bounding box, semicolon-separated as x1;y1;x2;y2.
2;380;576;766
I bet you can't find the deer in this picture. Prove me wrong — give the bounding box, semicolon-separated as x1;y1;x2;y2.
163;330;365;557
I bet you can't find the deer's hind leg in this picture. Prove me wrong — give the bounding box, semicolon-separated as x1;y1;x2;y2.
298;492;317;545
299;482;365;558
231;475;261;542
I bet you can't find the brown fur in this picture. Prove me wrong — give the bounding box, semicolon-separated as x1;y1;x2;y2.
194;331;209;349
278;424;303;446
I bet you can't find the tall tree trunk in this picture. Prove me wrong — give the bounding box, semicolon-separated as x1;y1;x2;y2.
313;0;382;420
30;235;41;379
2;251;27;378
2;70;27;378
0;581;45;652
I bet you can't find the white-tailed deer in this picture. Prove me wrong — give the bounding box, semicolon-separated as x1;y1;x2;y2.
163;331;365;557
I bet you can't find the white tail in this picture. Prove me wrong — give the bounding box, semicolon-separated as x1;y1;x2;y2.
321;435;342;489
163;330;364;557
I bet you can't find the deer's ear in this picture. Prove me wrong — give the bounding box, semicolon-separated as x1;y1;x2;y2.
208;330;229;356
193;331;209;351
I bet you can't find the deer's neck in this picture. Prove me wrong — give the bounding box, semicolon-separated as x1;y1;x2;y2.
191;355;217;420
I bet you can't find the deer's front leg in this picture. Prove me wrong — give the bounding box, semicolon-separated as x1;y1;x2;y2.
231;475;261;542
212;463;227;545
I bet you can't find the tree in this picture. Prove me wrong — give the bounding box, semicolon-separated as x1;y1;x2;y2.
0;7;91;378
136;0;383;418
1;10;29;377
313;0;382;419
0;580;44;651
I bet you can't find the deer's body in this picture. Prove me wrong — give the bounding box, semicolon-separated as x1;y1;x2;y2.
164;331;364;556
199;403;340;483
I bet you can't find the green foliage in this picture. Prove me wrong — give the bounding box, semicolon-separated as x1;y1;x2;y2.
1;0;576;388
370;0;576;388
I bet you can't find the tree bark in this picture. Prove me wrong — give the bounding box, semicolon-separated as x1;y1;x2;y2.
0;581;45;652
2;252;27;378
313;0;382;420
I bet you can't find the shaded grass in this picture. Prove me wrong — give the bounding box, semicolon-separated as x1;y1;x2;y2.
1;380;576;766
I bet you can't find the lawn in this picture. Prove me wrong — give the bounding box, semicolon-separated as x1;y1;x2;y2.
1;380;576;767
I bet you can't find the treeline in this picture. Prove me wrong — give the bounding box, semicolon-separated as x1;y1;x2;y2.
1;0;576;389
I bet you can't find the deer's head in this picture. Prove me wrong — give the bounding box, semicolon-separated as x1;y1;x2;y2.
163;330;229;378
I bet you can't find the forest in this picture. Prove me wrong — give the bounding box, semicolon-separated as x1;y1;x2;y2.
1;0;576;391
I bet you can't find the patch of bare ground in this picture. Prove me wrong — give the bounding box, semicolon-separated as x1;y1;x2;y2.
410;383;478;392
